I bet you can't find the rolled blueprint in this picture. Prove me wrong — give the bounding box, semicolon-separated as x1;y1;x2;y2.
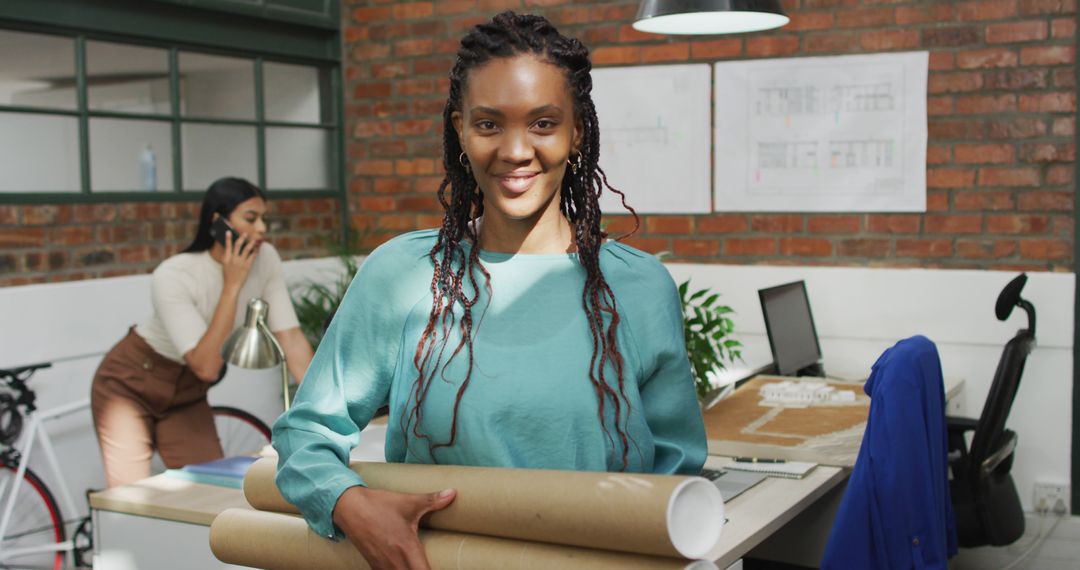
209;508;718;570
244;458;723;559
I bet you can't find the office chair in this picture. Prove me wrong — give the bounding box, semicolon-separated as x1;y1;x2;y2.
947;273;1035;547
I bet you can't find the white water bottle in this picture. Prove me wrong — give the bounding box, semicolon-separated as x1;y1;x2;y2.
139;143;157;192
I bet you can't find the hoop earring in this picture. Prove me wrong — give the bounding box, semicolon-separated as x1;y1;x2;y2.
459;151;471;174
568;153;583;175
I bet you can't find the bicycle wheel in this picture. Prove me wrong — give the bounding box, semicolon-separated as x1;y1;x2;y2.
0;461;65;570
212;406;272;456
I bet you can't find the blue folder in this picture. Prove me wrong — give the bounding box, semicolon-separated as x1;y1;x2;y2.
164;456;259;488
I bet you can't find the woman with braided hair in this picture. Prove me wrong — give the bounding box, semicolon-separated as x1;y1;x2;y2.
273;11;706;569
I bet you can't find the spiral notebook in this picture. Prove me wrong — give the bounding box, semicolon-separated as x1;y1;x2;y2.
724;460;818;480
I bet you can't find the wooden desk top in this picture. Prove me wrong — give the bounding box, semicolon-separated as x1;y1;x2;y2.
89;475;250;526
704;376;868;466
705;375;965;467
88;421;394;528
89;461;843;570
93;461;844;568
704;456;846;569
89;405;857;566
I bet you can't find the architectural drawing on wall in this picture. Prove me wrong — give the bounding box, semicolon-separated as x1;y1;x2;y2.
591;64;711;214
832;82;895;112
714;51;928;211
756;86;818;116
828;139;894;169
758;141;818;169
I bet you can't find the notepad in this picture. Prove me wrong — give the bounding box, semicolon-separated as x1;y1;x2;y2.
724;460;818;479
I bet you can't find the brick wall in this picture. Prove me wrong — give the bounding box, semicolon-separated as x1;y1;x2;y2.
0;198;340;286
1;0;1074;287
343;0;1077;272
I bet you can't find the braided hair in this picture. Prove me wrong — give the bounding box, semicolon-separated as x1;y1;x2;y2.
404;11;641;469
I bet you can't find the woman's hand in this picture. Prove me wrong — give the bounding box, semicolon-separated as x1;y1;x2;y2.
333;486;456;570
221;231;258;292
180;228;260;381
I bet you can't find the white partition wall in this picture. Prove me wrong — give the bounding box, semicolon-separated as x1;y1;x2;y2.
0;259;1073;517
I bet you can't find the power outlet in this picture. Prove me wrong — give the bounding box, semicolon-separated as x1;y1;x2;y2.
1033;481;1070;514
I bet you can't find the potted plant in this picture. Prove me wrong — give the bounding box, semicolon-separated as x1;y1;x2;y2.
291;239;364;349
678;279;743;403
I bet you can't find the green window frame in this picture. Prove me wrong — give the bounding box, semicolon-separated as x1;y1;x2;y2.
0;0;343;204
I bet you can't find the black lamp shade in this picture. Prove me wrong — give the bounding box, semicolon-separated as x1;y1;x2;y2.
634;0;790;35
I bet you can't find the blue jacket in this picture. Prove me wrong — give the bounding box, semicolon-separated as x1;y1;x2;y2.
821;335;958;569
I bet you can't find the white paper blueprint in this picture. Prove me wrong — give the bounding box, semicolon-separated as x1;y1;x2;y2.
592;64;711;214
714;51;928;212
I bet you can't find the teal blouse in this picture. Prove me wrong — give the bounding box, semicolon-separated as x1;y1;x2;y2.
272;229;707;538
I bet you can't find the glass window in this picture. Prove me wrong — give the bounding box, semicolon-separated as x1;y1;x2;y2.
0;30;76;110
182;123;257;190
86;41;171;114
264;62;331;124
266;127;331;190
89;118;173;192
178;52;255;120
0;26;339;198
0;113;80;192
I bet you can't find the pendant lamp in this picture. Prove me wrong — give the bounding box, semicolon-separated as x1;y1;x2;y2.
633;0;790;35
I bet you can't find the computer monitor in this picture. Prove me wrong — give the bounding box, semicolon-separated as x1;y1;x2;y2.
758;280;825;377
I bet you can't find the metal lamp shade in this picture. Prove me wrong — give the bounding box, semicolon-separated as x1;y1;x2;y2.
633;0;790;35
222;298;282;369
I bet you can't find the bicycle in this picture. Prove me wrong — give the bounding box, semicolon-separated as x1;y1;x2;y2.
0;363;274;569
211;405;272;457
0;362;90;570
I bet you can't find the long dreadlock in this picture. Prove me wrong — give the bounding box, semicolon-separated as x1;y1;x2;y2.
403;11;641;469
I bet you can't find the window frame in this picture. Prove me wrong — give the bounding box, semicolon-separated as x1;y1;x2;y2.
0;5;343;204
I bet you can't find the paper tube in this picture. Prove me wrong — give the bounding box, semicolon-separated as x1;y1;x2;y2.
210;508;718;570
244;458;723;559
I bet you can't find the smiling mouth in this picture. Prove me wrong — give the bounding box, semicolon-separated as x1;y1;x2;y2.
496;173;538;195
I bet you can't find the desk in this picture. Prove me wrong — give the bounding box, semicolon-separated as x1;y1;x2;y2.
704;456;845;569
87;377;958;570
88;421;392;569
88;461;843;570
89;476;249;570
705;375;964;467
704;374;966;567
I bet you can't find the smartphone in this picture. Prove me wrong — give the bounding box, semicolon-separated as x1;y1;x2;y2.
209;217;241;247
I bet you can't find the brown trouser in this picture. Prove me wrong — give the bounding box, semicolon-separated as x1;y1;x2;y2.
91;328;223;487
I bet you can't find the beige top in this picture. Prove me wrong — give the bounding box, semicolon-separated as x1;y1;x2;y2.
134;243;299;363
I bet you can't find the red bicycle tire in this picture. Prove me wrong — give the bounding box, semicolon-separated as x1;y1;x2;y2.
0;461;65;570
211;406;272;456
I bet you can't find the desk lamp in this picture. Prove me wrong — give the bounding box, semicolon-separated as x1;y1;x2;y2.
222;298;291;411
633;0;789;35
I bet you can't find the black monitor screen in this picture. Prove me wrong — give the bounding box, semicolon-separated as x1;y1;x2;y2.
758;281;823;376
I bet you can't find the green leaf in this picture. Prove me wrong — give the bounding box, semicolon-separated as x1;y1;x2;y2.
289;242;362;349
679;281;742;406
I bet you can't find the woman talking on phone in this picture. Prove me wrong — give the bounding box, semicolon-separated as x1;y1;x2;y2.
91;176;314;487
